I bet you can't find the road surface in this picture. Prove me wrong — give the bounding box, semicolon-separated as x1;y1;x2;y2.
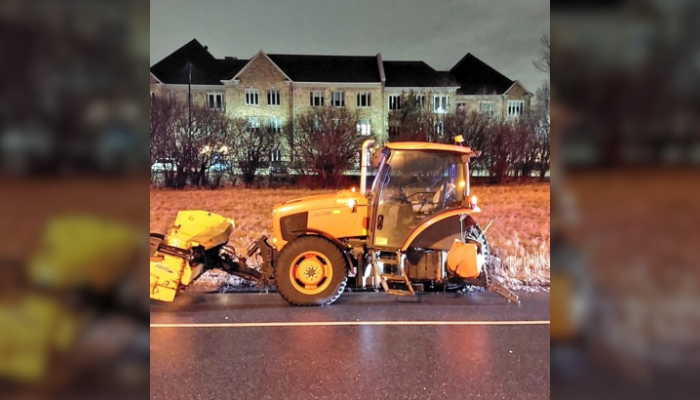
150;291;550;400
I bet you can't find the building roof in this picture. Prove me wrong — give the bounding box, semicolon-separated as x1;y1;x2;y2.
218;59;249;81
383;61;460;88
151;40;526;94
150;39;247;85
449;53;514;95
266;54;381;83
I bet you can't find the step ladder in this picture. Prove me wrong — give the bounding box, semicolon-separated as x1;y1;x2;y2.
371;258;416;296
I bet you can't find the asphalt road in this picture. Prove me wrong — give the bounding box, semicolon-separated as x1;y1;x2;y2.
150;292;550;400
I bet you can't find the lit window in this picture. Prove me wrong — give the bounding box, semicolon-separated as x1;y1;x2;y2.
206;93;224;110
357;92;371;107
267;89;280;106
247;117;260;133
434;120;444;136
268;117;282;133
479;101;495;117
271;150;282;162
310;91;324;106
388;95;401;111
331;91;345;107
433;95;449;114
245;89;259;105
507;100;525;117
357;119;371;136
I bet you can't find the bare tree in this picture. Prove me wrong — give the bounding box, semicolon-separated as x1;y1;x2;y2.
293;107;364;188
225;117;282;187
533;81;551;180
189;106;230;187
387;91;443;142
479;117;537;183
511;117;539;178
534;34;550;75
149;97;178;183
156;102;229;188
444;110;494;173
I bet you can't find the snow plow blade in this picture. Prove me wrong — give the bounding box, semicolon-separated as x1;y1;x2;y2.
149;211;260;302
486;282;521;304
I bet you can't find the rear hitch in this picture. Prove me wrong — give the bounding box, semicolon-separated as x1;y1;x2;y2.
195;245;263;281
247;236;277;286
218;253;262;281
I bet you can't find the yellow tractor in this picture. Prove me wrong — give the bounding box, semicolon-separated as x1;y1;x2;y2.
150;139;519;306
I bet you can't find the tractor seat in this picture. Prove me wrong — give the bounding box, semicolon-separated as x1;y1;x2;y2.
412;189;442;213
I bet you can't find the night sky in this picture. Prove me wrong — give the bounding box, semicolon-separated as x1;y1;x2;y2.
151;0;549;95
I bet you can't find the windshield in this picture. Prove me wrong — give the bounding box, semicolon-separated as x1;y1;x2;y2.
372;150;466;249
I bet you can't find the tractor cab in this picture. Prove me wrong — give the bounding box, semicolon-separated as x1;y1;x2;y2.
362;141;479;250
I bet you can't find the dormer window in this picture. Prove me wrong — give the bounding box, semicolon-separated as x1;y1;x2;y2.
267;89;280;106
245;89;259;106
507;100;525;117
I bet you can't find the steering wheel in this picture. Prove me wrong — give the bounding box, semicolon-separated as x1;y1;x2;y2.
403;191;438;213
405;191;433;201
386;187;410;204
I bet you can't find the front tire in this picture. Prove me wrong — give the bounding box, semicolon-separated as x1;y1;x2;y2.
275;236;348;306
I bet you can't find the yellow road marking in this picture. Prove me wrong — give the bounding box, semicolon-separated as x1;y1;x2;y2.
150;320;550;328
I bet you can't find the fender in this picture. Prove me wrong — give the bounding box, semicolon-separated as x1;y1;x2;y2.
401;208;480;252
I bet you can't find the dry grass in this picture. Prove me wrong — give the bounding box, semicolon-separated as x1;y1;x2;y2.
150;184;550;291
474;184;550;290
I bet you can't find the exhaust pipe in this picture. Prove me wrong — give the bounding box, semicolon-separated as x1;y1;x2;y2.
360;139;375;195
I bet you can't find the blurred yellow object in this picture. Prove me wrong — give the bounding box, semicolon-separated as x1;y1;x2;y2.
551;273;577;342
0;295;76;382
28;215;137;292
150;211;234;302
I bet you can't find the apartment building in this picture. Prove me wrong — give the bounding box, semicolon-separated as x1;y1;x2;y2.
448;53;533;119
150;39;532;147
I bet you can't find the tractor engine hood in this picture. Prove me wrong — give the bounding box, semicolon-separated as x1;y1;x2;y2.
272;190;369;249
275;190;368;214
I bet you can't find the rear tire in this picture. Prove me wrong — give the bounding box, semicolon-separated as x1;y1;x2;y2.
463;219;491;287
275;236;348;306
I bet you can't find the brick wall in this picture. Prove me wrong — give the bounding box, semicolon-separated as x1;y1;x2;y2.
225;54;293;126
291;84;385;140
456;84;531;119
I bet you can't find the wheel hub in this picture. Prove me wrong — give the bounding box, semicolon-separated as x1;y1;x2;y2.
296;257;325;286
289;251;334;295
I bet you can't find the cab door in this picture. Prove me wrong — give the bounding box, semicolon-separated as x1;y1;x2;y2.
370;149;465;250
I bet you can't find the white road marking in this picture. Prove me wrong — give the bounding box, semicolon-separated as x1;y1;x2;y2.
150;320;550;328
